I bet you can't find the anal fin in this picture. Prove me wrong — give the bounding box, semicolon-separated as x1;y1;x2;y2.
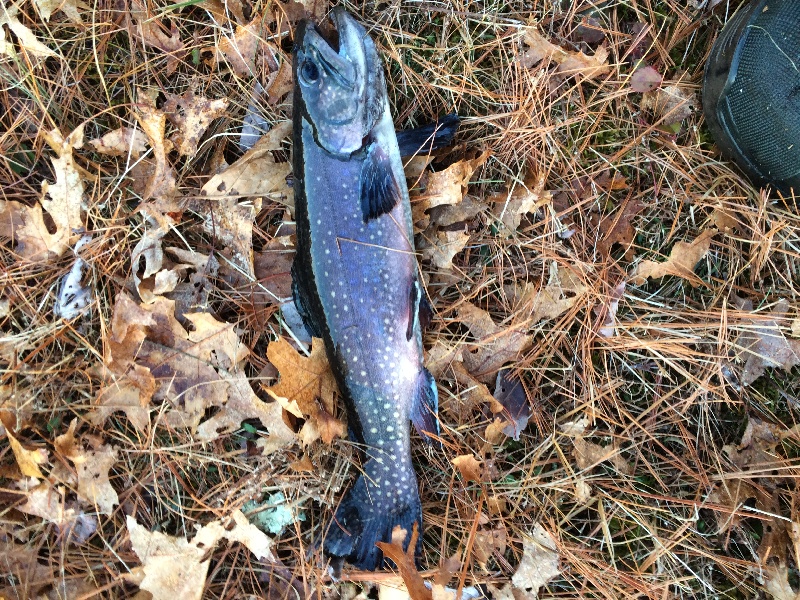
411;367;439;444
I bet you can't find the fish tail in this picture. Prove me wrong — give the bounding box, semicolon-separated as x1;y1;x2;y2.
324;460;422;570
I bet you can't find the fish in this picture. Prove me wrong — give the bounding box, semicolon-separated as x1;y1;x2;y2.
290;8;453;570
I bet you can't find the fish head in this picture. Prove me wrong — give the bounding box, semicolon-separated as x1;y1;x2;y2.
294;8;386;156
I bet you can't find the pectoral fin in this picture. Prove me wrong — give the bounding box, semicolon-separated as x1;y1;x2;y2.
360;142;402;222
395;113;460;157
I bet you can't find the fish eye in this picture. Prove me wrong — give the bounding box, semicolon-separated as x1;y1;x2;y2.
300;60;320;84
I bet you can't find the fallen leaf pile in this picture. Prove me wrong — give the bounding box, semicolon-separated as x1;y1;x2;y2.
705;417;800;598
125;511;273;600
411;151;491;270
0;415;118;548
91;292;296;453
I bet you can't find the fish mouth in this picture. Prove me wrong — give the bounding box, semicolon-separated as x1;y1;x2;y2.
300;8;367;87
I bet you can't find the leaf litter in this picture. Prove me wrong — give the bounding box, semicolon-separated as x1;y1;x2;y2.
3;1;800;598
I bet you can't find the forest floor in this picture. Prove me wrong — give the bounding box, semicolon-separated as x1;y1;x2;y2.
1;0;800;598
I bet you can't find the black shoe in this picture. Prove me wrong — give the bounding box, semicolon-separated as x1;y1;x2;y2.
702;0;800;195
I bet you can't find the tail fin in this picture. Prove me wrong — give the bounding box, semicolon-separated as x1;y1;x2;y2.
323;461;422;570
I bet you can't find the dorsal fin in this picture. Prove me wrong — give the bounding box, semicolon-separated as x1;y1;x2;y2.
360;142;402;222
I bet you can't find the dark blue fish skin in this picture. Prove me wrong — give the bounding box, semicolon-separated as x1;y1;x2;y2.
291;9;440;570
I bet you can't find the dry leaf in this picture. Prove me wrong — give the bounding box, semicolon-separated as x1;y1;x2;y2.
92;378;152;432
34;0;87;22
0;538;54;598
15;125;86;260
129;0;186;75
629;65;662;93
202;120;292;201
198;375;296;452
134;89;178;213
16;479;97;541
54;421;119;514
597;198;644;258
492;369;531;440
263;337;337;415
710;207;739;232
489;174;552;233
266;58;294;105
474;527;507;568
734;300;800;386
414;151;490;213
722;416;785;470
185;311;250;369
0;6;57;58
252;246;295;304
131;224;171;303
375;524;431;600
90;126;149;157
200;121;292;278
69;445;119;515
595;281;626;338
450;361;496;423
631;229;717;286
427;195;487;228
519;27;609;79
457;303;533;383
452;454;483;483
213;19;263;76
420;230;470;270
763;563;800;600
4;424;48;479
573;437;631;474
262;337;343;445
94;292;292;447
707;480;759;535
641;84;696;126
516;261;588;325
127;510;272;600
164;89;229;157
511;523;560;596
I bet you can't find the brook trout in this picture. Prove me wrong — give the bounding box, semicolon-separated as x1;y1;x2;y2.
291;8;448;570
